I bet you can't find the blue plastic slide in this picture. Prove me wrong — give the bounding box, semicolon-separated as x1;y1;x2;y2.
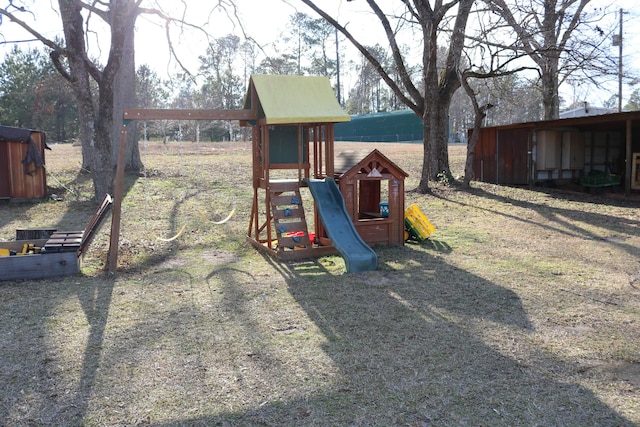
305;178;377;273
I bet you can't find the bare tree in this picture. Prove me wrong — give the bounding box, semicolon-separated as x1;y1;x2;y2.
1;0;240;201
483;0;614;120
457;3;535;189
460;76;493;188
198;34;245;140
0;1;143;200
347;45;390;114
112;13;142;173
297;0;475;192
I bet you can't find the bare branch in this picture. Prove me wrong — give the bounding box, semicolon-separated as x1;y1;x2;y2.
298;0;421;114
0;7;62;52
136;1;248;80
364;0;422;108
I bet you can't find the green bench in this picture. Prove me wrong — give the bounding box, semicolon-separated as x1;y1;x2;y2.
580;170;621;189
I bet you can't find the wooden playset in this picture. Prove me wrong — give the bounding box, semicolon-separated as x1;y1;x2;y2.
1;75;424;277
237;75;411;271
110;75;414;273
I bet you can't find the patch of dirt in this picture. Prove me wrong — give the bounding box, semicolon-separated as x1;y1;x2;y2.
156;257;188;269
199;249;239;265
578;360;640;389
548;324;595;334
357;270;395;287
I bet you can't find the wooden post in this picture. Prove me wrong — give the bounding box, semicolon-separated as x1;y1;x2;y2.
626;119;632;196
298;124;303;183
108;124;128;275
325;124;335;177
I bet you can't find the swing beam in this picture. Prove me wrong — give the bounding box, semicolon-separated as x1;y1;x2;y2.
123;109;257;122
108;108;258;275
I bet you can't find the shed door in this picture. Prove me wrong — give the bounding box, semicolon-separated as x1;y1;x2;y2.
473;127;497;183
0;142;10;198
497;129;530;185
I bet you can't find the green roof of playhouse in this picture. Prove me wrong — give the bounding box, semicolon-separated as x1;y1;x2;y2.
243;74;350;125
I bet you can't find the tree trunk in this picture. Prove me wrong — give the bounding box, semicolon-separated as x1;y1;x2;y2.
419;117;432;192
416;0;472;191
417;72;457;191
540;65;560;120
91;101;115;200
112;15;143;172
420;98;453;191
432;99;452;178
52;0;138;202
55;0;97;176
79;108;94;171
463;109;486;189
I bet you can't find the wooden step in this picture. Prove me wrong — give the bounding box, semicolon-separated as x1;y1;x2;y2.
269;186;311;250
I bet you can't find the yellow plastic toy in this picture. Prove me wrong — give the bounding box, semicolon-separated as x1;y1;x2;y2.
404;204;435;241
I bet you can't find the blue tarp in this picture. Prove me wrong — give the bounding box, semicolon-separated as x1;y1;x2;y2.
334;110;423;143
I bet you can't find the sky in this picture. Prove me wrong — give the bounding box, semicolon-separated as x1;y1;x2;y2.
0;0;376;97
1;0;640;108
131;0;379;80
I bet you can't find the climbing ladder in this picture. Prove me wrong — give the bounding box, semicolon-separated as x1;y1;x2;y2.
269;181;313;255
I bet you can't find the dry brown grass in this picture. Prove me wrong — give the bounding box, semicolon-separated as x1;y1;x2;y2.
1;140;639;426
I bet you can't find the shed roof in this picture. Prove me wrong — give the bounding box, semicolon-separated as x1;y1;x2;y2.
0;125;38;143
243;74;350;125
480;110;640;132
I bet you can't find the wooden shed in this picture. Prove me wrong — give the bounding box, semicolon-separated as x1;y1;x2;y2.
334;149;408;246
0;125;48;200
472;111;640;194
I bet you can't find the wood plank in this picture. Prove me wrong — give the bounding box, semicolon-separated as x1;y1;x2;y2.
355;223;390;245
45;239;82;245
277;236;310;248
0;141;9;197
42;246;81;253
268;180;301;192
16;229;57;240
123;108;258;122
0;251;79;281
50;231;83;238
272;206;303;220
274;220;308;233
79;193;112;256
632;153;640;190
275;246;335;261
271;194;302;206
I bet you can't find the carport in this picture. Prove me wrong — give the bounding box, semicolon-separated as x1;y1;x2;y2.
472;111;640;195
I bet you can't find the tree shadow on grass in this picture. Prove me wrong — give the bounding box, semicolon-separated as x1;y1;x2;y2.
1;157;248;425
147;245;634;426
0;172;140;425
2;197;636;425
436;185;640;259
0;276;115;424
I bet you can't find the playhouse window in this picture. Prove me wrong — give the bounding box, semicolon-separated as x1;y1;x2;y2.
356;178;389;220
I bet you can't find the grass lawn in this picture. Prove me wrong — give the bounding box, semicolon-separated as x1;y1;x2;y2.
1;140;639;426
